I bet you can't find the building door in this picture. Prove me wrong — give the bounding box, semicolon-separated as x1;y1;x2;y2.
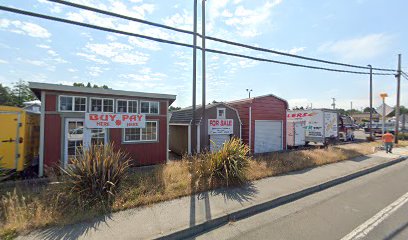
64;118;107;167
0;111;20;170
210;134;230;152
254;120;283;153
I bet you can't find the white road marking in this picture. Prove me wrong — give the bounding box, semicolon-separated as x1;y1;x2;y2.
341;191;408;240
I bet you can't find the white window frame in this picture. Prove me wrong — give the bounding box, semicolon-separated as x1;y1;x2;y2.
89;97;114;113
122;120;158;143
59;95;87;112
217;108;226;119
140;101;160;114
127;100;139;113
116;99;128;113
116;99;138;113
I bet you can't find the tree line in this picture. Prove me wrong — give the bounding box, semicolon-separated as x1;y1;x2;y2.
0;80;37;107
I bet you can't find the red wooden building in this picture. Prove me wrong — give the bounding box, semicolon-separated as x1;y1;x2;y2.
228;94;288;153
29;82;176;176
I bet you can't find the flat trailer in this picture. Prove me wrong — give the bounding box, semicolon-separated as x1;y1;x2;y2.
287;109;339;147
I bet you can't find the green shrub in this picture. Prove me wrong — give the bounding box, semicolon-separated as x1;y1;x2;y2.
61;143;131;207
398;133;408;140
209;138;250;186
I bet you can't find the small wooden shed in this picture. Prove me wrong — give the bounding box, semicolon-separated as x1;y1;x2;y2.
169;102;241;155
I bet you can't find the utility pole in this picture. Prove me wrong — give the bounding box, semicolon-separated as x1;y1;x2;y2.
368;64;373;140
246;89;253;98
331;98;336;109
191;0;198;154
201;0;206;152
394;54;401;144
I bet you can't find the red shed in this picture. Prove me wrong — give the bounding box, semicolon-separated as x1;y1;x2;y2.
29;82;176;177
228;94;288;153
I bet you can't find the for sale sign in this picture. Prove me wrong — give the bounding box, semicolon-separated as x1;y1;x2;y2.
85;113;146;128
208;119;233;135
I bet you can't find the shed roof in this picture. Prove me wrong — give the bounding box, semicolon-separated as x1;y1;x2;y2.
227;94;288;107
28;82;177;104
170;102;238;124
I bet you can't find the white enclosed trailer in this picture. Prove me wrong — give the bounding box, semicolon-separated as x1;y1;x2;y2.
287;121;306;147
287;109;339;146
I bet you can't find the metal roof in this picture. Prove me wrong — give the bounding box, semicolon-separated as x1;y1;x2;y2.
169;102;239;124
28;82;177;104
227;94;288;107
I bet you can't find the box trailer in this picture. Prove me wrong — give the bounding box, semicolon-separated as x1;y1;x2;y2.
0;106;40;174
287;109;338;146
287;121;306;147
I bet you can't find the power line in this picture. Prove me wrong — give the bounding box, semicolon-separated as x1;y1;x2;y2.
205;36;396;72
45;0;397;73
205;48;393;75
401;71;408;80
0;5;396;76
0;6;192;48
47;0;193;35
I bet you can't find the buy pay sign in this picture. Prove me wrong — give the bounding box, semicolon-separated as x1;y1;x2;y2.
85;113;146;128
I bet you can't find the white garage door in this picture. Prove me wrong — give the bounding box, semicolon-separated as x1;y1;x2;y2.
254;120;283;153
210;134;230;152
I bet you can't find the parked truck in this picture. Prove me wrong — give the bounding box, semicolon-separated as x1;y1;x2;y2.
287;109;339;147
338;115;355;141
0;106;40;177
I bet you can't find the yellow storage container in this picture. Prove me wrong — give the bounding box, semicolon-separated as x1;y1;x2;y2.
0;106;40;172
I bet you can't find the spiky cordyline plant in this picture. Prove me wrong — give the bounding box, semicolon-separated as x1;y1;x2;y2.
61;143;131;207
209;138;250;186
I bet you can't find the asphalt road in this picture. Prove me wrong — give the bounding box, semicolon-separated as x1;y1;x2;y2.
195;159;408;240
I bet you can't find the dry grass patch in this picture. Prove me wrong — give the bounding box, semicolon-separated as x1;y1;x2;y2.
247;142;379;181
396;140;408;148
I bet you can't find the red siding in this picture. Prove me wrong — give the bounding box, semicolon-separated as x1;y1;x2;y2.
229;96;287;152
44;114;61;167
109;115;168;166
45;94;57;111
41;90;170;169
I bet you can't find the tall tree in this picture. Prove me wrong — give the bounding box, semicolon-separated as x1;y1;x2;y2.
10;80;36;107
0;84;13;106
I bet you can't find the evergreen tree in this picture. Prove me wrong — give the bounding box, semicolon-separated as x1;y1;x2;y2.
0;84;13;106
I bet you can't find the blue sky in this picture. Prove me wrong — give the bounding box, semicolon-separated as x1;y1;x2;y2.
0;0;407;110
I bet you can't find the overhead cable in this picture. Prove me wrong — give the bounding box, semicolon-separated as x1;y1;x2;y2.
0;5;396;76
46;0;397;73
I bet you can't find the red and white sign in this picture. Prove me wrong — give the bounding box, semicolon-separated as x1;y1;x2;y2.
208;119;233;135
85;113;146;128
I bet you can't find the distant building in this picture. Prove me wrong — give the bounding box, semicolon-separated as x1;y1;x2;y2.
401;114;408;130
351;113;380;124
23;100;41;113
